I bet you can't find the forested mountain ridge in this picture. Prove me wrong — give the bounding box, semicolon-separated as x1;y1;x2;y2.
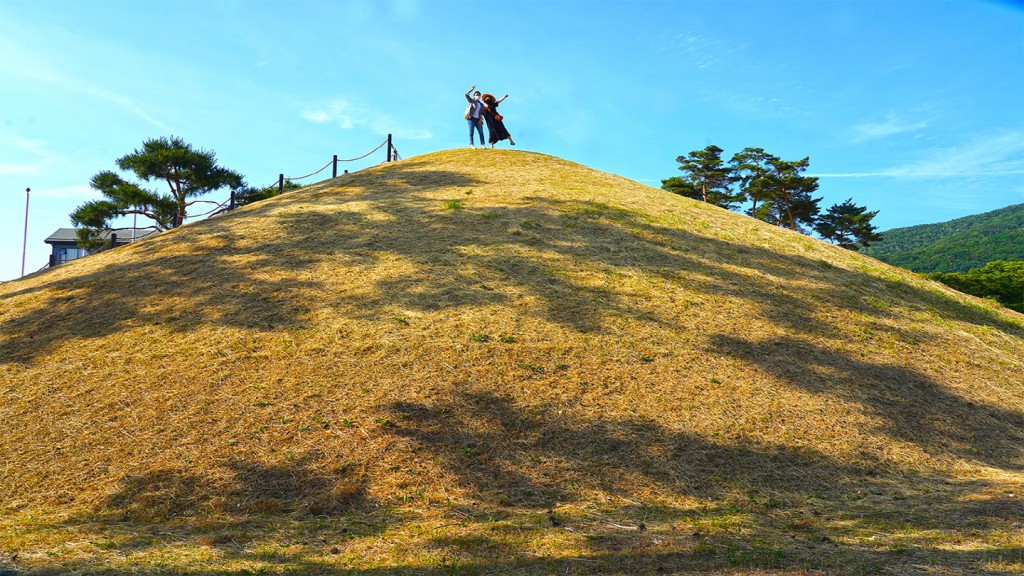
863;203;1024;272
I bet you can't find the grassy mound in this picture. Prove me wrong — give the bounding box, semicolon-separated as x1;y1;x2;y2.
1;149;1022;575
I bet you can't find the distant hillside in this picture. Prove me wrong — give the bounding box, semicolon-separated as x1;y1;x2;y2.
863;203;1024;272
1;150;1022;575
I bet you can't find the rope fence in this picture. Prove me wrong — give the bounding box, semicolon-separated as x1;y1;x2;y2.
184;198;234;221
78;136;400;254
285;158;335;182
220;135;399;219
264;134;396;195
334;138;391;164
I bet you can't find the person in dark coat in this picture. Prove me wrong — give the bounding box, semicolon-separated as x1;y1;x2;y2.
481;93;515;148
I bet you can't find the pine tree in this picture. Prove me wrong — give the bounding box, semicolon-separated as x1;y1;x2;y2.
235;181;303;207
729;147;775;220
730;148;820;231
71;137;246;248
667;145;744;209
659;176;702;201
815;199;883;250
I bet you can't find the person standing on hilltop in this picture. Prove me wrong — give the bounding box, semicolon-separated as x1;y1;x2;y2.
465;86;486;148
481;93;515;149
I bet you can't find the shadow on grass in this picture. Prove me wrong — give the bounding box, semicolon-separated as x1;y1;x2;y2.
101;452;369;522
0;229;315;364
383;391;891;508
708;334;1024;471
0;162;1020;475
5;391;1021;575
2;160;1020;363
380;391;1024;522
2;157;1023;574
7;547;1023;575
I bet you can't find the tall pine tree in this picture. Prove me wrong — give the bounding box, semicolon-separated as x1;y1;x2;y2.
71;137;246;248
664;145;744;209
815;199;883;251
730;148;820;231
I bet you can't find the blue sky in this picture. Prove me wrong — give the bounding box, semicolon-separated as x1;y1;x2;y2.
2;0;1022;281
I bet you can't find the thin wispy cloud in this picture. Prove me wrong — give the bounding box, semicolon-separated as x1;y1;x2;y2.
0;138;51;175
1;164;41;176
0;135;48;154
301;110;335;125
59;77;171;133
664;33;745;70
814;131;1024;178
0;36;171;132
853;112;928;141
15;138;49;156
301;98;432;140
32;184;96;199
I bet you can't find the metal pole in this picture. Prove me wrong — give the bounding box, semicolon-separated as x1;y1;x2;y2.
21;187;30;277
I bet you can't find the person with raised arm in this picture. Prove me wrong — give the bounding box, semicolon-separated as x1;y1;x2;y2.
480;92;515;149
464;85;486;148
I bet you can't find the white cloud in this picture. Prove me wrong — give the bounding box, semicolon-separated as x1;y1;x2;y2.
892;131;1024;177
15;138;49;156
0;164;40;176
33;184;97;199
815;131;1024;178
301;99;363;130
0;35;171;132
0;138;54;175
853;112;928;141
664;33;744;70
301;97;431;140
301;110;333;124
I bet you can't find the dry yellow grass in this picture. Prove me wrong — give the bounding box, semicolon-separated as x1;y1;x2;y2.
1;149;1022;574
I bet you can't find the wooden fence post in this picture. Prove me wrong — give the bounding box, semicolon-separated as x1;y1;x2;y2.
333;155;338;178
229;189;236;210
110;232;117;249
387;134;393;162
278;174;284;194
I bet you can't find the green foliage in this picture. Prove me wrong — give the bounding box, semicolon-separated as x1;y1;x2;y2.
863;204;1024;273
663;145;745;209
70;136;247;248
815;199;883;251
729;147;776;218
660;176;702;201
730;148;821;232
664;145;833;235
516;363;544;373
927;261;1024;312
235;181;302;207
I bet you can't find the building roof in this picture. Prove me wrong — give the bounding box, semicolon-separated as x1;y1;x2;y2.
44;227;161;244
